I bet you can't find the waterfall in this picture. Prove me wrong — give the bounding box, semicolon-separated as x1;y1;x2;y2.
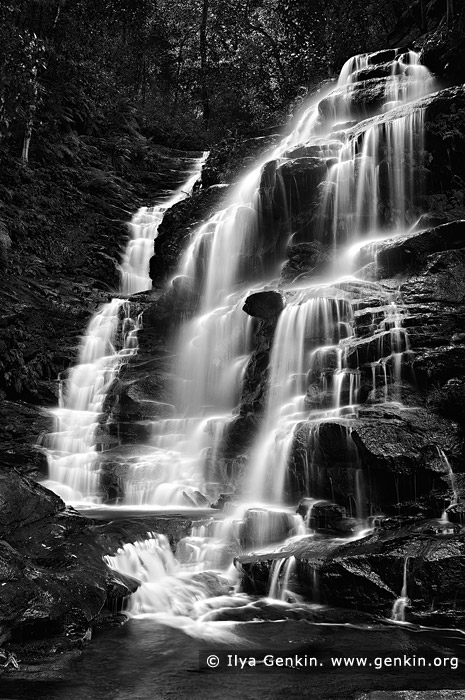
41;48;443;629
44;299;139;500
46;49;436;513
268;555;297;601
437;446;459;516
391;557;410;623
102;49;441;632
43;154;207;502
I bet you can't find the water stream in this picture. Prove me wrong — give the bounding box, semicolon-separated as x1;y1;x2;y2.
43;154;207;502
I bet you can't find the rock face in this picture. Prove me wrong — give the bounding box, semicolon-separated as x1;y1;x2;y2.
287;405;462;515
0;473;129;648
375;221;465;276
149;184;228;283
0;471;194;655
237;524;465;626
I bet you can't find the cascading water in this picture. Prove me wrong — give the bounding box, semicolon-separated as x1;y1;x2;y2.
45;50;449;637
391;557;410;623
43;153;207;502
108;50;434;512
43;299;140;501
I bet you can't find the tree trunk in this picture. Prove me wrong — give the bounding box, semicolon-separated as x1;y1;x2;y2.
199;0;210;127
446;0;454;26
21;66;38;164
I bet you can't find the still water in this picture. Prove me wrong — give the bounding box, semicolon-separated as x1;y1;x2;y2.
2;618;464;700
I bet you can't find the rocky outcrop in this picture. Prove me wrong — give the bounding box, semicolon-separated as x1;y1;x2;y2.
150;184;228;284
0;470;194;657
375;221;465;276
318;76;413;121
237;523;465;626
0;401;50;476
0;473;132;649
287;404;462;514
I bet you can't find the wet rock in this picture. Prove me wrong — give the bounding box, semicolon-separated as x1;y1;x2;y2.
413;346;465;388
189;571;231;598
352;62;400;82
0;502;107;645
92;515;193;554
104;570;139;601
266;157;328;224
115;376;175;422
182;489;210;508
400;250;465;306
367;48;405;65
297;500;358;534
427;377;465;428
318;76;410;122
375;221;465;277
242;290;284;319
237;525;465;621
0;400;51;475
281;240;331;283
344;329;408;368
0;472;64;537
150;185;228;282
201;133;278;187
220;414;259;459
288;405;462;512
211;493;238;511
282;141;342;159
239;508;298;548
0;472;197;650
236;317;278;420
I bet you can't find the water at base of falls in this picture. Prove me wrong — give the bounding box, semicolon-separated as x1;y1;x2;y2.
4;620;464;700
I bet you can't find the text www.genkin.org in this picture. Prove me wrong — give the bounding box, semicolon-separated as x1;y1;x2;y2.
199;651;460;673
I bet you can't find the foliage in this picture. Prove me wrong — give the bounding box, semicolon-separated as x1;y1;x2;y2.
0;0;402;155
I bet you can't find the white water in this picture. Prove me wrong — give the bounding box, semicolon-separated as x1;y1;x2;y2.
391;557;410;622
44;154;207;502
43;299;139;501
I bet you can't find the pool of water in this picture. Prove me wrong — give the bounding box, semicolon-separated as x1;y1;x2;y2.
2;618;464;700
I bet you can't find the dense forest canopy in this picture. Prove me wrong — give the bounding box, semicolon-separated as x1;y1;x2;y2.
1;0;443;157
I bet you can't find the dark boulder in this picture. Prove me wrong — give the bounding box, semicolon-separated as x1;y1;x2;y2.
427;377;465;428
242;290;284;319
238;508;301;549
